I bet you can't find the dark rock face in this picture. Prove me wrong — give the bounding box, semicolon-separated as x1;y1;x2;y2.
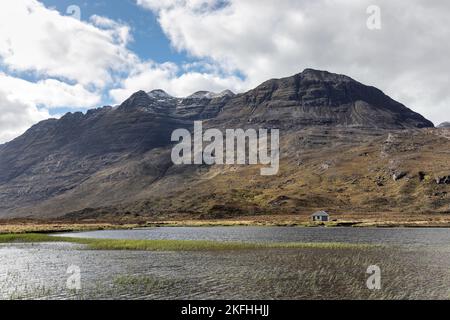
438;122;450;128
216;69;434;129
0;102;188;212
0;69;437;218
118;89;233;120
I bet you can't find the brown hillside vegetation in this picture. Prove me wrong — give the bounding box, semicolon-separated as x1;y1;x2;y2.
61;127;450;221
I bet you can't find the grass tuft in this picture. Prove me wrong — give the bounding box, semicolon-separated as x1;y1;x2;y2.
0;233;376;251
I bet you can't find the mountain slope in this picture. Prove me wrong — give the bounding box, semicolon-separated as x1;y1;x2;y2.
0;69;445;219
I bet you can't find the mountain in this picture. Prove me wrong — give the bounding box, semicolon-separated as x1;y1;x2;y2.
213;69;434;129
0;69;447;220
438;122;450;128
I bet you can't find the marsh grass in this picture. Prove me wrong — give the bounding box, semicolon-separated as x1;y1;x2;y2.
0;223;138;235
0;233;376;251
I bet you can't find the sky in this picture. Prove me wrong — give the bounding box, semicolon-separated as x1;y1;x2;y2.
0;0;449;143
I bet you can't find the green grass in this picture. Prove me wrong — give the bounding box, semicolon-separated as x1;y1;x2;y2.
0;233;61;243
0;233;376;251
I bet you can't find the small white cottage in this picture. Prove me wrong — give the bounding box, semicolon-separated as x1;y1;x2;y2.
311;211;330;222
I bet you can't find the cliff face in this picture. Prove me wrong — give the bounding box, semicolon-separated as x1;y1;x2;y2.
0;69;446;220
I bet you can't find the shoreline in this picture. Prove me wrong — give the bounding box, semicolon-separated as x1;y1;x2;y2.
2;214;450;235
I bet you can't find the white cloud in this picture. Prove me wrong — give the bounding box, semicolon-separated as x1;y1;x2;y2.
0;0;245;125
90;15;133;45
0;0;138;141
109;61;247;102
0;0;137;88
137;0;450;124
0;90;50;144
0;73;100;109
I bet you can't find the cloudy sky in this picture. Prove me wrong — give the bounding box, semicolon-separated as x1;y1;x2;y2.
0;0;449;143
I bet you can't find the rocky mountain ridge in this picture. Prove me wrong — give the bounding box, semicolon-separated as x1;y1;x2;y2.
0;69;447;220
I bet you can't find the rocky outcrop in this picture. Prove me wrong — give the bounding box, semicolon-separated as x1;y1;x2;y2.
436;176;450;185
438;122;450;128
393;171;408;181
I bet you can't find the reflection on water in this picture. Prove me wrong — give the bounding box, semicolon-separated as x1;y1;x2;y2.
2;227;450;300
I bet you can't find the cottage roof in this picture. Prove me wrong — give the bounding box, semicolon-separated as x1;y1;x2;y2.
312;211;329;217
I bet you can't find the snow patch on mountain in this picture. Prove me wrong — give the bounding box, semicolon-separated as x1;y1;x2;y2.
147;89;173;100
187;90;235;99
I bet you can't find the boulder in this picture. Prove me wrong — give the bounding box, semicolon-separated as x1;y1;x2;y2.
436;176;450;185
393;171;407;181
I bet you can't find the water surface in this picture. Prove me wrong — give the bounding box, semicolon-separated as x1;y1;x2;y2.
55;226;450;247
2;227;450;300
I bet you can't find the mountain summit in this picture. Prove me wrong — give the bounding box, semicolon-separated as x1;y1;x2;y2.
216;69;434;129
0;69;443;219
